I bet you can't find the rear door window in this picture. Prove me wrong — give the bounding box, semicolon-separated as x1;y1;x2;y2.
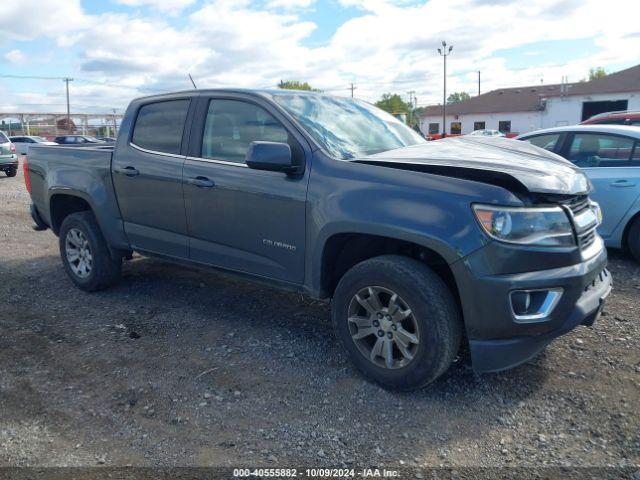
132;100;190;155
567;133;634;167
0;132;8;143
524;133;561;152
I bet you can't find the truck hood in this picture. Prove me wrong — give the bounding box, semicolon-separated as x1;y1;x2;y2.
356;136;590;195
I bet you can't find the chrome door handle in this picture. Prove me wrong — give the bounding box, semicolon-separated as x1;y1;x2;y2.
610;180;636;188
187;176;215;188
113;166;139;177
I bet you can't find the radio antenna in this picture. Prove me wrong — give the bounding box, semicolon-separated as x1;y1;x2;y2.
188;73;198;89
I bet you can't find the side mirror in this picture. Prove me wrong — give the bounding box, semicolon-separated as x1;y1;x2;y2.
246;141;295;174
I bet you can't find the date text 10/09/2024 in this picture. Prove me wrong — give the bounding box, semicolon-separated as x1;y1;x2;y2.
233;468;400;477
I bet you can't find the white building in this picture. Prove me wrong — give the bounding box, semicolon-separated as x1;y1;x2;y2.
419;64;640;137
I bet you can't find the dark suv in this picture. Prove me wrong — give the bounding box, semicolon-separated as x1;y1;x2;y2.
53;135;106;146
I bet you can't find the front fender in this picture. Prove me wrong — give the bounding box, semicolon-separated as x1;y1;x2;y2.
304;153;523;296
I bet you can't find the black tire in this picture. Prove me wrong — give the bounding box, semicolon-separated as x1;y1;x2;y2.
59;211;121;292
331;255;462;391
5;168;17;177
627;216;640;263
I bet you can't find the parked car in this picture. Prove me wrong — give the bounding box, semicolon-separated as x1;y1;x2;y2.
25;90;611;390
426;133;463;141
517;125;640;262
0;131;18;177
469;129;505;137
581;110;640;126
9;135;58;155
53;135;106;146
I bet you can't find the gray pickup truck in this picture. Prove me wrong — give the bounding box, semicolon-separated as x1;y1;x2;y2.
26;90;612;390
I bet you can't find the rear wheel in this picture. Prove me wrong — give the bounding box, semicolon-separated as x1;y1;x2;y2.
5;167;17;177
331;255;462;390
59;211;121;291
627;216;640;263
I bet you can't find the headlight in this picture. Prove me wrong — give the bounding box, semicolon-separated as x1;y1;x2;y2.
590;201;603;226
472;204;575;247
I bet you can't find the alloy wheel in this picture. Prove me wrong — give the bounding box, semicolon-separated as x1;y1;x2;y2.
347;286;420;369
65;228;93;278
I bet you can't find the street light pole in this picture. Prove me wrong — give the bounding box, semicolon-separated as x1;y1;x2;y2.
437;41;453;138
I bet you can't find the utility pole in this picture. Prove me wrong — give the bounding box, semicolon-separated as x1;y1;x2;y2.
437;41;453;138
112;109;118;136
407;90;416;124
407;90;416;106
478;71;481;95
349;83;357;98
64;77;74;133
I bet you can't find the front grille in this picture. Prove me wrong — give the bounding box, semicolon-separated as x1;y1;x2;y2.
564;195;597;252
579;229;596;249
567;195;590;216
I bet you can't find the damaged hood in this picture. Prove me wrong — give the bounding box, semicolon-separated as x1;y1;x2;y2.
357;136;590;195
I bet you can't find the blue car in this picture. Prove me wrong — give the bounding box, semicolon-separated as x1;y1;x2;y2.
518;125;640;261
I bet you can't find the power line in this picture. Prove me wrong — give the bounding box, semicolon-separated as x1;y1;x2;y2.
0;74;167;93
0;74;67;81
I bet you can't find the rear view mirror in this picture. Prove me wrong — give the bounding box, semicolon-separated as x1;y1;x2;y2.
246;141;295;174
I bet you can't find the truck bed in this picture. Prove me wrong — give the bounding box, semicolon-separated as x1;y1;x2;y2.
27;144;127;251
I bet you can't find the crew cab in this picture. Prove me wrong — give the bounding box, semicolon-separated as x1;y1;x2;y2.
25;90;611;390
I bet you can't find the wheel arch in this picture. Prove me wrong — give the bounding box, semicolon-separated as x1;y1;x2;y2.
48;189;131;259
317;232;461;310
49;192;93;235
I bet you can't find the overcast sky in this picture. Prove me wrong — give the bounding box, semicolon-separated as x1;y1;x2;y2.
1;0;639;114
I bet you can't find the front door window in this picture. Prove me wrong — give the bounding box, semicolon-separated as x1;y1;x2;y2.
202;100;289;164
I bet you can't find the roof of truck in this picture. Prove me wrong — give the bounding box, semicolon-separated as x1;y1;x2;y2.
131;88;345;103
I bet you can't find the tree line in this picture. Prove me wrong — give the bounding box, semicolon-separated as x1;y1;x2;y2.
277;66;607;125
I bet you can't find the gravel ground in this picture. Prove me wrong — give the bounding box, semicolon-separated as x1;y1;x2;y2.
0;159;638;473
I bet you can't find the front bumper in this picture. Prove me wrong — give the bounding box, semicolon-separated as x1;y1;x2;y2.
452;241;611;373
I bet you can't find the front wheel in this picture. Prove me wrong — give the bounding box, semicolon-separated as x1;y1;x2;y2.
59;211;122;292
331;255;462;391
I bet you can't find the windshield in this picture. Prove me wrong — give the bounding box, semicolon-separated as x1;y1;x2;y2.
32;136;47;142
273;94;426;159
84;136;103;143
